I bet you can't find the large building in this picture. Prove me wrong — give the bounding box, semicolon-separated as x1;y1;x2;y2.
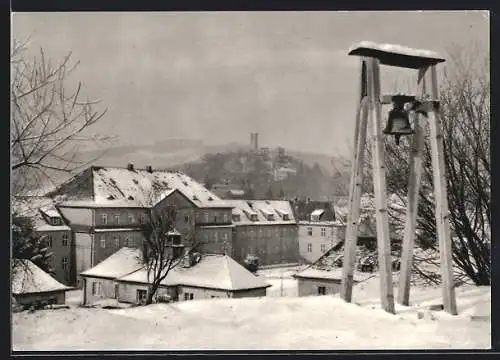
17;165;299;288
45;165;234;287
226;199;300;266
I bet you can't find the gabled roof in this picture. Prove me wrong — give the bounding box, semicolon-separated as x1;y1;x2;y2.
12;260;72;295
12;196;71;232
226;200;296;225
118;254;270;291
80;247;143;279
52;166;228;209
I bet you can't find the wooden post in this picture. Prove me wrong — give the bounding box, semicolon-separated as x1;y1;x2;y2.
427;65;458;315
397;67;427;305
341;59;369;303
367;57;395;314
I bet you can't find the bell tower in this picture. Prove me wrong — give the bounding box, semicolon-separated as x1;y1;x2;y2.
340;41;457;315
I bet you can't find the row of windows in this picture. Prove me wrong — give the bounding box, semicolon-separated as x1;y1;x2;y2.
199;211;231;224
202;232;230;243
99;235;137;248
44;233;70;247
306;227;334;237
306;243;327;253
242;227;295;237
100;213;147;226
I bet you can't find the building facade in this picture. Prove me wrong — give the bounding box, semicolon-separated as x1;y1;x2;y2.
13;197;74;286
227;200;300;266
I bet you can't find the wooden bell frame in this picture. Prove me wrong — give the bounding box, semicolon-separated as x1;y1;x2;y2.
340;42;458;315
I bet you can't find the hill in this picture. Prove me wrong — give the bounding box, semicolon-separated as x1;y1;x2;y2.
29;140;352;200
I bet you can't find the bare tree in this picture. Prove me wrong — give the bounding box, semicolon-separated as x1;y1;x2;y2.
11;37;109;194
140;204;198;305
363;44;490;285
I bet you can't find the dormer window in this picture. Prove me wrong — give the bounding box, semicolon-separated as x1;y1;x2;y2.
283;214;290;221
250;214;258;221
267;214;275;221
232;214;241;222
50;217;62;226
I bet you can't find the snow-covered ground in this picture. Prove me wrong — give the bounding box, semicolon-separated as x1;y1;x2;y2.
12;275;490;350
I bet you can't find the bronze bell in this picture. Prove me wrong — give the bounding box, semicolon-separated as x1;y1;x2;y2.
383;95;415;145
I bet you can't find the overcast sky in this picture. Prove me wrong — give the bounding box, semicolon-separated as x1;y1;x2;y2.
13;11;489;156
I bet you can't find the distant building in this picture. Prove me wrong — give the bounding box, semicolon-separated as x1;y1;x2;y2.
293;199;346;263
12;259;72;307
250;132;259;151
273;166;297;181
80;247;270;305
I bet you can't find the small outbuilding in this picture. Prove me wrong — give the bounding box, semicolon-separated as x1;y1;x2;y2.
293;245;374;297
80;247;271;306
12;259;72;308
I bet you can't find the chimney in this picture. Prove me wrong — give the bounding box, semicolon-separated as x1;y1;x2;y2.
127;163;134;171
146;165;153;173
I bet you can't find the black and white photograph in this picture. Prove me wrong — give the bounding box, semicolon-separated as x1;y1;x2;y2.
11;10;491;351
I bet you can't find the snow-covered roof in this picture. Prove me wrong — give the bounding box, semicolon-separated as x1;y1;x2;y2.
348;41;445;69
118;254;270;291
12;259;72;295
54;167;229;209
80;247;143;279
12;196;71;232
226;200;296;225
294;267;373;283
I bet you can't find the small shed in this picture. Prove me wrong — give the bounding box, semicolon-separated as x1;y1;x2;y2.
294;267;373;297
12;259;72;307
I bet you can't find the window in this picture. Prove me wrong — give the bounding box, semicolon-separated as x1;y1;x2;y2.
46;235;53;247
92;282;100;296
184;292;194;301
102;214;108;225
307;227;313;236
137;289;147;302
321;228;326;237
213;232;218;243
62;257;68;270
283;214;290;221
204;212;209;222
100;236;106;248
62;233;69;246
318;286;326;295
115;237;120;248
51;217;62;226
223;213;229;223
232;214;241;222
307;243;312;252
223;233;228;242
321;244;326;253
128;214;134;224
184;214;189;223
140;214;146;224
114;215;120;225
214;215;218;223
